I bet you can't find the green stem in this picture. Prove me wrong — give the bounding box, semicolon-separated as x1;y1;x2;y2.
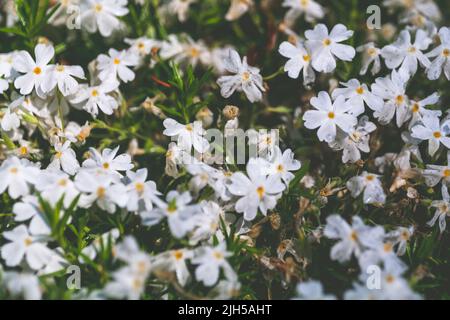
263;67;284;81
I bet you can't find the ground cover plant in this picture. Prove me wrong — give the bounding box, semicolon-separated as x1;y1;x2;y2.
0;0;449;300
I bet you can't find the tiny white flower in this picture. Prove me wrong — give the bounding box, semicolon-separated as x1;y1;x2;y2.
225;0;253;21
303;91;357;142
359;240;407;275
278;40;315;86
75;171;127;213
0;52;15;78
0;77;8;94
82;146;133;179
324;214;384;262
35;170;79;208
266;146;301;186
305;24;355;73
332;79;384;116
13;196;51;236
159;34;184;60
2;271;42;300
295;281;336;300
381;29;432;77
124;168;161;212
13;44;54;96
166;0;196;22
383;0;442;22
411;115;450;156
152;249;194;286
103;267;147;300
0;156;39;199
406;92;441;129
385;226;414;256
141;191;199;238
228;158;285;221
357;42;381;76
372;70;410;127
97;48;139;83
347;171;386;204
80;0;129;37
42;63;85;96
329;116;377;164
426;27;450;80
189;201;223;245
428;184;450;233
423;152;450;187
163;118;209;153
1;224;53;270
125;37;159;57
282;0;325;24
48;141;80;175
179;38;211;68
1;103;21;132
192;242;236;287
217;49;265;103
71;80;120;116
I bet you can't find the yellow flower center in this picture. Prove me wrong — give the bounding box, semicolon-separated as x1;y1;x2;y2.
33;67;42;75
433;131;442;139
401;231;410;240
383;242;393;252
323;38;331;46
24;237;33;246
96;187;106;198
443;48;450;57
56;65;65;72
135;182;144;194
367;47;377;56
9;167;18;174
386;274;395;283
302;54;311;62
408;46;416;53
213;251;224;260
185;124;193;132
167;204;177;214
173;250;184;260
132;278;142;290
102;162;110;169
300;0;309;7
411;103;420;113
19;146;28;155
350;230;358;241
395;95;404;105
328;111;335;119
94;3;102;12
443;169;450;177
366;174;375;181
55;151;62;159
356;86;364;95
277;164;284;172
113;58;120;65
58;179;68;187
256;186;265;199
91;89;99;97
137;261;147;274
189;47;200;58
242;71;250;81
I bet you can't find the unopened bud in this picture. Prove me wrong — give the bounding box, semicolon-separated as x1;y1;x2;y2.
223;105;240;120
